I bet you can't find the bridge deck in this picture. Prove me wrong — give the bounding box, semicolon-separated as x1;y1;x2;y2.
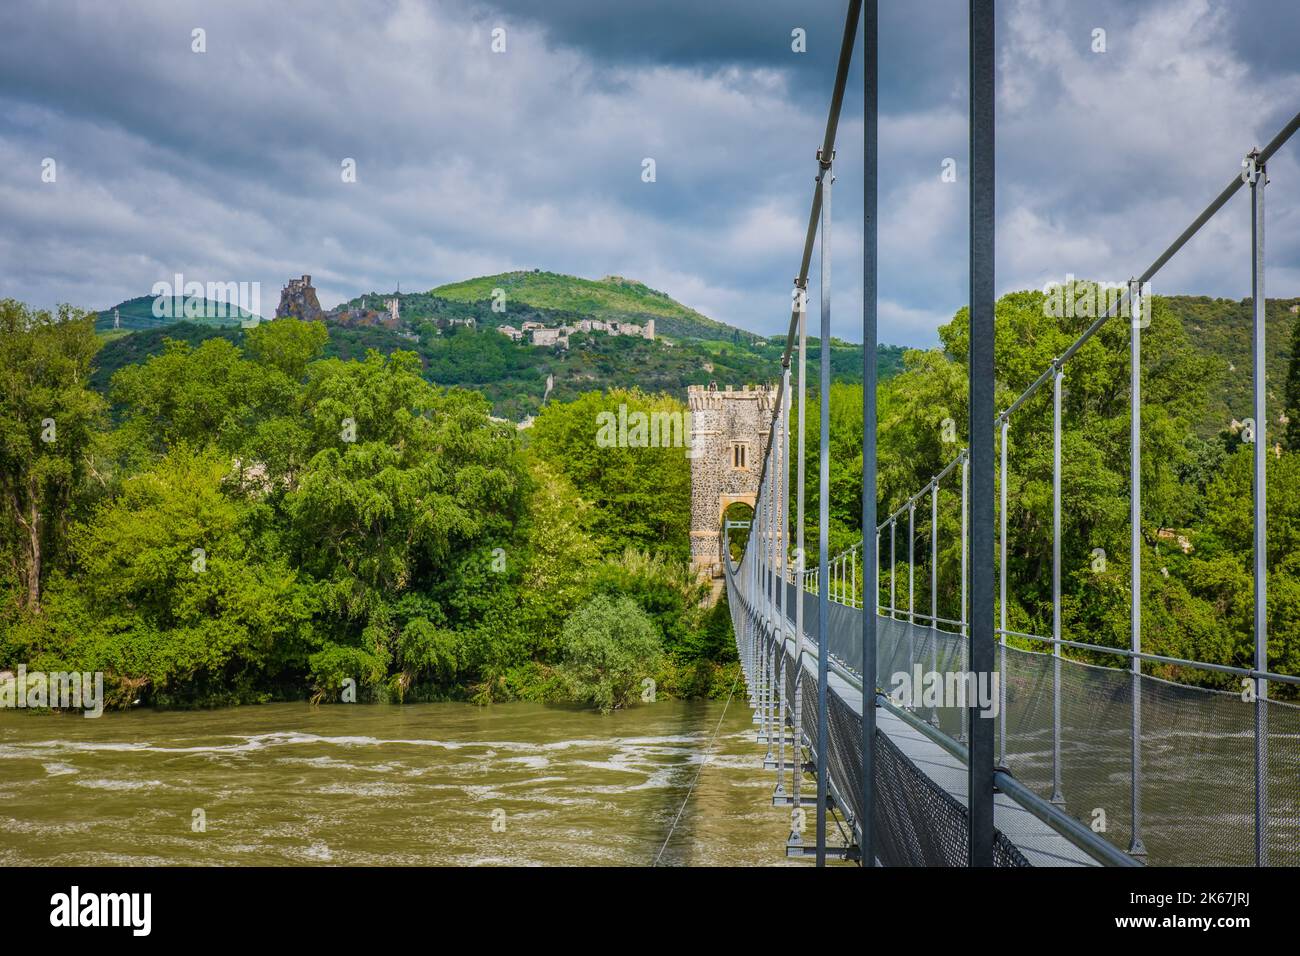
774;621;1099;867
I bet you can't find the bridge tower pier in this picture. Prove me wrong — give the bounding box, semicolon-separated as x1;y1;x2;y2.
687;384;779;592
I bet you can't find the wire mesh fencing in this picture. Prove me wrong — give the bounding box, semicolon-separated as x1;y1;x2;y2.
791;587;1300;867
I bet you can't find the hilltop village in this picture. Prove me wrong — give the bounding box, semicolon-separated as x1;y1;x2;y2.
274;274;655;348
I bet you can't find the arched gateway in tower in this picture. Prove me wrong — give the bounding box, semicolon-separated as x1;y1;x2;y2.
687;383;779;581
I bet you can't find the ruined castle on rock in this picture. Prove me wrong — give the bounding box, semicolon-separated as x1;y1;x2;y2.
688;383;778;581
273;275;407;330
275;275;324;322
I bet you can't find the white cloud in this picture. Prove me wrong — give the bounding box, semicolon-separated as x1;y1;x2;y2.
0;0;1296;349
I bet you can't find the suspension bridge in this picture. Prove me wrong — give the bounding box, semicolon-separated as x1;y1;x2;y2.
719;0;1300;867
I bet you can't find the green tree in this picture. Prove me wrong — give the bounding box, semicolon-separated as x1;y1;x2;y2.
530;388;691;559
0;301;105;612
8;446;316;705
109;336;295;459
558;594;663;712
287;350;528;695
243;317;329;382
1285;308;1300;451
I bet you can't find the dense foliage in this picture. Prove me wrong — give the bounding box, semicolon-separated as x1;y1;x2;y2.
98;313;903;423
8;279;1297;711
0;301;736;710
802;284;1300;698
558;594;664;712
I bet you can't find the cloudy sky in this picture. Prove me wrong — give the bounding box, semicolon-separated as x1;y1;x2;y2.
1;0;1298;347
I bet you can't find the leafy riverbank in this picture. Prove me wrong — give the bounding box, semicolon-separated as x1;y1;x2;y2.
2;301;736;710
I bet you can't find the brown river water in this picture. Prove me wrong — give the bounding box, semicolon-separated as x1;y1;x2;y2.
0;699;807;866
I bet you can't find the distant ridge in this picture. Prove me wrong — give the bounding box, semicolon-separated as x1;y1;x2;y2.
430;270;748;342
96;294;263;332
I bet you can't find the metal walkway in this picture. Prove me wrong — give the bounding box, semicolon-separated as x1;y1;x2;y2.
768;612;1098;866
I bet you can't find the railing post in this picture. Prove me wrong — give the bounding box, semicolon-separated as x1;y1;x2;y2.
999;415;1009;766
889;519;896;618
1126;279;1147;857
960;453;969;744
930;480;939;727
851;547;857;609
745;515;753;696
759;465;769;711
815;156;833;867
1248;150;1269;867
753;466;762;709
1051;364;1064;806
751;460;759;698
776;366;790;800
908;501;916;677
759;434;769;764
875;530;881;612
967;0;996;867
908;503;916;626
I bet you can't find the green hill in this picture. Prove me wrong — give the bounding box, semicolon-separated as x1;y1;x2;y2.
88;272;905;421
96;295;264;332
430;270;747;341
1161;295;1299;439
315;322;897;421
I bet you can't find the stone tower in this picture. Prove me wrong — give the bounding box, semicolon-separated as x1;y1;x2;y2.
275;275;324;322
687;383;778;580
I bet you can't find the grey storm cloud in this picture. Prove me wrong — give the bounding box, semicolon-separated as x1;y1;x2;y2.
0;0;1296;348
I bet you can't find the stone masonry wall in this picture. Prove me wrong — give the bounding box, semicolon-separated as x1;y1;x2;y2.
688;383;777;579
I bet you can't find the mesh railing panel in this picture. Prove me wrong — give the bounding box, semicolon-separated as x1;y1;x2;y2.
772;578;1300;867
774;603;1027;867
826;682;863;827
796;666;819;766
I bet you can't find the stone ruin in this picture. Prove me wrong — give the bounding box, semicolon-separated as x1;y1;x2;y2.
275;274;324;322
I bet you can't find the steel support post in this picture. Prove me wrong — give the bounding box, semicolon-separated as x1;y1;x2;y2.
861;0;879;865
1052;365;1064;806
1249;152;1269;867
999;416;1009;766
792;284;808;839
1128;277;1147;858
967;0;996;867
815;163;832;867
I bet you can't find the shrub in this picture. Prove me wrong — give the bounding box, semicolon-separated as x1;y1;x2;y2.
558;594;663;712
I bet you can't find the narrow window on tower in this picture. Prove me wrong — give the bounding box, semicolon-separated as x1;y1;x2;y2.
731;442;748;470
